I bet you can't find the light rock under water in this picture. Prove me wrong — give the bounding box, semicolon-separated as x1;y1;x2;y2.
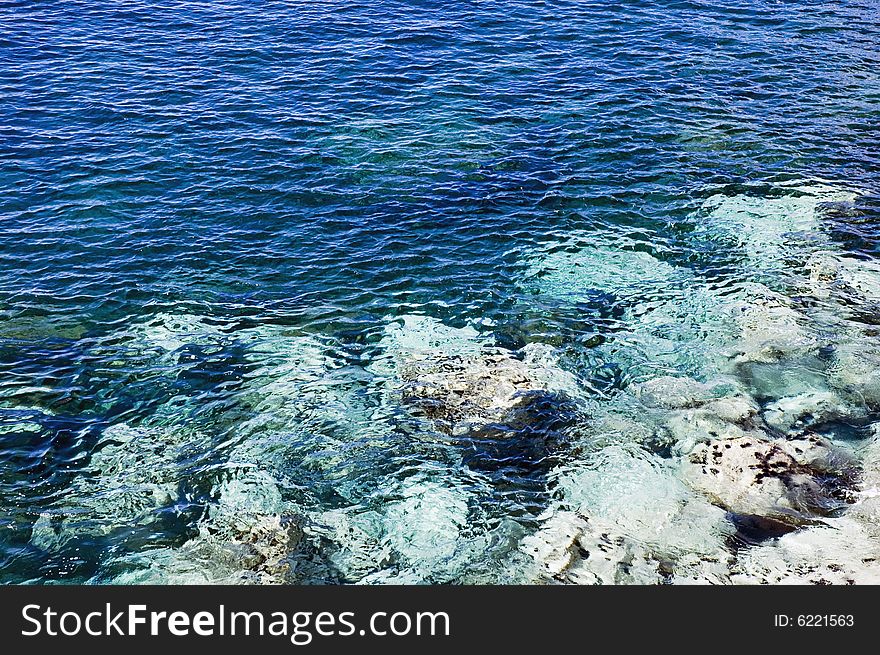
680;435;855;525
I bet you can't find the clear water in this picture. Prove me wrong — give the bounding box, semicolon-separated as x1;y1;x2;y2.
2;0;880;584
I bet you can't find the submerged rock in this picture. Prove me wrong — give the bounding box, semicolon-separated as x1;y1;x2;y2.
107;513;300;585
522;236;685;303
105;469;301;585
399;348;570;435
762;391;853;434
827;344;880;411
797;251;880;411
67;202;880;588
663;384;760;453
307;472;505;584
375;477;471;572
522;509;734;585
520;232;740;379
698;181;861;277
680;435;854;525
522;511;663;585
732;519;880;585
516;180;880;585
120;312;229;354
806;251;880;309
841;428;880;539
520;228;831;382
546;445;735;577
375;315;580;435
629;376;763;455
732;429;880;585
702;395;762;425
29;423;192;553
729;287;817;364
186;470;301;584
632;376;732;410
372;315;487;378
664;408;762;456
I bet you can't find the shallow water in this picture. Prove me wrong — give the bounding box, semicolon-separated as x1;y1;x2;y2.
2;1;880;584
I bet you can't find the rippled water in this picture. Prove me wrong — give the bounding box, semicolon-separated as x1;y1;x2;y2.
2;0;880;584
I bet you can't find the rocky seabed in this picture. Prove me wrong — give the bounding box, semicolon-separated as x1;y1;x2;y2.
20;180;880;584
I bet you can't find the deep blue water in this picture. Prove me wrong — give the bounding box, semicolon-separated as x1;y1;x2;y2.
1;0;880;583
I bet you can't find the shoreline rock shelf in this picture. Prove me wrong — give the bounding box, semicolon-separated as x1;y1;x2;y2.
523;180;880;585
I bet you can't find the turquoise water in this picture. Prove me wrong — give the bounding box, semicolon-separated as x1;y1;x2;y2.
2;1;880;584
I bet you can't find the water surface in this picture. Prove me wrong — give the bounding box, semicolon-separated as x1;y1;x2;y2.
1;0;879;583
